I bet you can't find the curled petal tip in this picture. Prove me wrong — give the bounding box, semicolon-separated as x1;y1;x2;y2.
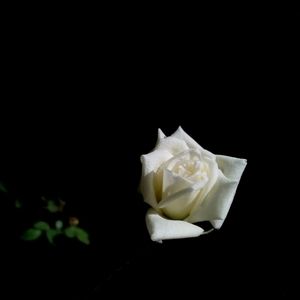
157;128;165;139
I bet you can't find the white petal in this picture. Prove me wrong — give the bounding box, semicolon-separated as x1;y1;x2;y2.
162;168;193;195
140;149;173;208
209;155;247;228
146;208;204;242
160;188;199;220
185;167;245;226
157;169;201;219
155;136;189;156
190;154;219;209
156;128;166;146
216;155;247;181
171;126;203;150
210;220;223;229
141;149;173;175
140;171;158;208
171;126;217;159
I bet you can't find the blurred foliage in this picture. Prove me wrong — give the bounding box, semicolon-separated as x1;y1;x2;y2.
1;181;90;246
46;200;59;213
0;181;7;193
65;225;90;245
15;199;22;208
22;228;42;240
21;215;90;245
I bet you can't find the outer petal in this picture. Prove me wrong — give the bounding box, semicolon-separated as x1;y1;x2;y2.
185;171;238;223
140;172;158;208
171;126;203;150
141;149;173;175
140;134;188;209
156;128;166;146
210;155;247;228
140;149;173;208
185;155;246;227
146;209;204;242
171;126;216;158
155;136;189;156
216;155;247;181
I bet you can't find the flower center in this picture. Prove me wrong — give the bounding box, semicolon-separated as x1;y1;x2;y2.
167;150;209;184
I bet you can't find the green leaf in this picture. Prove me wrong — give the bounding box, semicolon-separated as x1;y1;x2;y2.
75;227;90;245
22;229;42;241
46;200;59;213
55;220;63;230
34;221;50;231
64;226;77;238
46;229;60;244
15;199;22;208
0;182;7;193
64;226;90;244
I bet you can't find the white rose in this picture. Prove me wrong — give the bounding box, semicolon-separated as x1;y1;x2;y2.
140;127;247;242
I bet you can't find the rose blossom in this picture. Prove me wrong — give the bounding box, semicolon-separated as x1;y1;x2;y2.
140;127;247;242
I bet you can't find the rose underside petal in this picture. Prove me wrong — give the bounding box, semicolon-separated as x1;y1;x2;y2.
146;208;204;242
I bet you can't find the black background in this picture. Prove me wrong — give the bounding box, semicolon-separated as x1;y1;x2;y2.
1;7;298;299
